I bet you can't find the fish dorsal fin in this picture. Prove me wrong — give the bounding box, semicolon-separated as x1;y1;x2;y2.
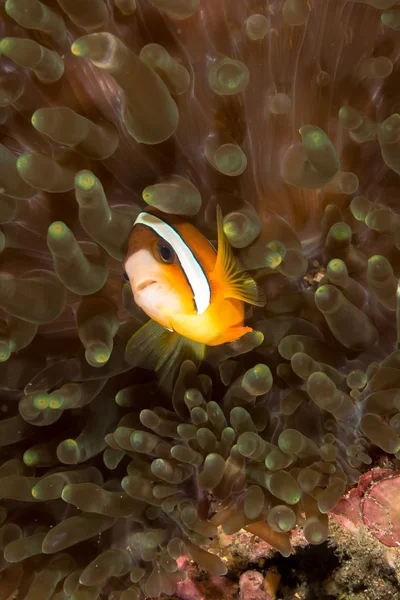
212;206;266;307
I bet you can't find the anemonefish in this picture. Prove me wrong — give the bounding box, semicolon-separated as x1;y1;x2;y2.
123;206;265;384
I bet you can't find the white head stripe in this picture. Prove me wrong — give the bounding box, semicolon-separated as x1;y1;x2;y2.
134;212;211;315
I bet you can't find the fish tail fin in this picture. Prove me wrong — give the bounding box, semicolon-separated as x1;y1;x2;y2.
212;206;266;307
125;320;205;392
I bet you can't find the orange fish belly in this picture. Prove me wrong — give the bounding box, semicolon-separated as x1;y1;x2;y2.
169;297;252;346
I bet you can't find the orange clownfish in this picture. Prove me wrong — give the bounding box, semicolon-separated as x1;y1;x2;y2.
123;206;265;386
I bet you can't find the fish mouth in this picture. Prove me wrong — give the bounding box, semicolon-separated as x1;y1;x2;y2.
135;279;157;292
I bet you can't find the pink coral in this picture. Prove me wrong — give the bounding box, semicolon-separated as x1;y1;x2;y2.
331;468;400;547
175;556;237;600
240;570;271;600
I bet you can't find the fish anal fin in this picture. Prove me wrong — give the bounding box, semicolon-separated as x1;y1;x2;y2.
212;206;266;307
209;325;253;346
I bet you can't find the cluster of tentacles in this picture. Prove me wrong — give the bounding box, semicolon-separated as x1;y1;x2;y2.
1;0;400;599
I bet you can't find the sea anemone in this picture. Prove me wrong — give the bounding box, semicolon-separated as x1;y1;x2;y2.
1;0;400;598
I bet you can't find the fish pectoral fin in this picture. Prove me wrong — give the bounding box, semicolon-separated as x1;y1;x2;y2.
209;325;253;346
125;319;174;370
212;205;266;307
156;330;205;377
125;319;205;393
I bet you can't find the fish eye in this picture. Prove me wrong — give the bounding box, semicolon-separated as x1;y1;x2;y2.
122;269;129;281
156;240;175;264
